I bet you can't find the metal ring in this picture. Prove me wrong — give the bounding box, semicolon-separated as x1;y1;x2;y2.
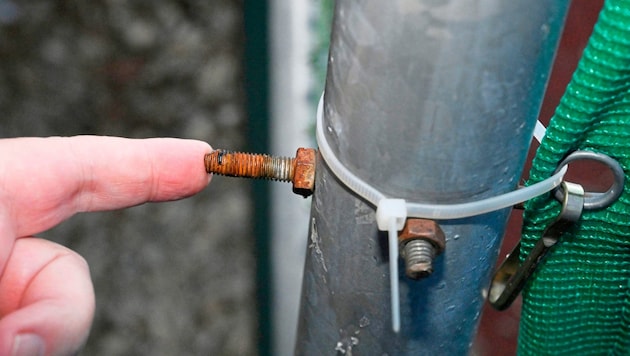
553;151;625;210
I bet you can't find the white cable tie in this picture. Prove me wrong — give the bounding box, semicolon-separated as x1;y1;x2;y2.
315;97;386;205
533;119;547;143
376;199;407;231
404;166;566;219
388;218;401;333
374;199;406;332
316;93;565;222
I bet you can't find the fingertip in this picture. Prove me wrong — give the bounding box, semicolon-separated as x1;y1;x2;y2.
101;137;213;202
181;138;212;155
191;139;213;186
164;138;213;191
168;138;213;188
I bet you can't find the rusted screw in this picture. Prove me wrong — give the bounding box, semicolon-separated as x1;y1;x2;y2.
204;147;317;197
398;218;446;280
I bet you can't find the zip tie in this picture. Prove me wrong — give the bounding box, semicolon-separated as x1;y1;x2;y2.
375;198;406;332
316;94;564;221
533;119;547;143
316;93;561;332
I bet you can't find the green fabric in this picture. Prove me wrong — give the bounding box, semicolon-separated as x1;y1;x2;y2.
519;0;630;354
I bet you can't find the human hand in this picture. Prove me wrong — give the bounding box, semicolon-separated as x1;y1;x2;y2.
0;136;211;355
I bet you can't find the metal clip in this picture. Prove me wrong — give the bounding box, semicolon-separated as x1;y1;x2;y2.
488;181;585;310
552;151;625;210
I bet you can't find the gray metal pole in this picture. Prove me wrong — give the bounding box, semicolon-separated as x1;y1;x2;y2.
296;1;569;355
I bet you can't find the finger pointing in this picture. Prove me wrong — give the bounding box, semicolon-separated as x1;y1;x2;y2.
0;136;212;237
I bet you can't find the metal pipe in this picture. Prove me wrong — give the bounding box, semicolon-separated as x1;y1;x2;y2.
296;1;569;354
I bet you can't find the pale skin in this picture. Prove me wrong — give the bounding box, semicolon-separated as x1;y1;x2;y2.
0;136;212;355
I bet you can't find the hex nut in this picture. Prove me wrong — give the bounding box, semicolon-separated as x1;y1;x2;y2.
398;218;446;254
292;148;316;197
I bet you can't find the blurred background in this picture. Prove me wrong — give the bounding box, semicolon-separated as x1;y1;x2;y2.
0;1;257;355
0;0;603;355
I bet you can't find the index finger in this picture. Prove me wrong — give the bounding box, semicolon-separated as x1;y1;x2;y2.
0;136;212;237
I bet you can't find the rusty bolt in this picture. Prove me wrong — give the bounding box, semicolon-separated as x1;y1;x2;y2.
292;147;316;196
398;218;446;280
204;148;316;197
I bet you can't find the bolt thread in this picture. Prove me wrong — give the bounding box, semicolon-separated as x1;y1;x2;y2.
205;150;295;182
402;239;436;279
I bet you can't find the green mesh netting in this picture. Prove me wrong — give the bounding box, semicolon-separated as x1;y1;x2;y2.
519;0;630;354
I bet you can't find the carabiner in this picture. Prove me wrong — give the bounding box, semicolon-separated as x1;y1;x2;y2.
488;181;585;310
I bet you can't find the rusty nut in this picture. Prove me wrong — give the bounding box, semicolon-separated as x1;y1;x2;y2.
292;147;316;197
398;218;446;254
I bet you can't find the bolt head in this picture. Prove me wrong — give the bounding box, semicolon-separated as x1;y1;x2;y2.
399;218;446;254
292;148;316;197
